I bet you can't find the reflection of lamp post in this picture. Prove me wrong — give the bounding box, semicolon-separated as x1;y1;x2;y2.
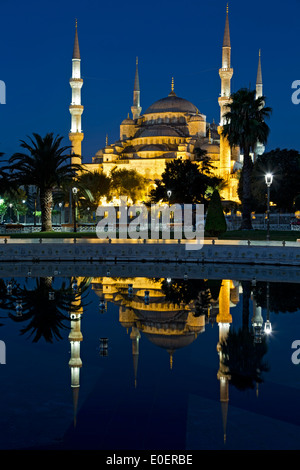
264;281;272;335
265;173;273;241
167;190;172;207
87;206;90;222
72;187;78;233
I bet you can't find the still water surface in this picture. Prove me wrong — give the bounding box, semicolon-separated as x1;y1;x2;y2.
0;269;300;450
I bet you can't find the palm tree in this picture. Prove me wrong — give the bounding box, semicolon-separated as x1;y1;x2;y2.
222;88;271;229
8;133;81;231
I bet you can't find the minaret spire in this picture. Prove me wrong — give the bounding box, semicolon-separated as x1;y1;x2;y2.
256;49;263;98
69;20;84;165
131;57;142;120
255;49;265;158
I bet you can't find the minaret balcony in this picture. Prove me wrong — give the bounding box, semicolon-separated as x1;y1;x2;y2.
69;78;83;88
69;104;84;115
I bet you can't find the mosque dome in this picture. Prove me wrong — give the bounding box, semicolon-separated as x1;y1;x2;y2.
144;93;199;115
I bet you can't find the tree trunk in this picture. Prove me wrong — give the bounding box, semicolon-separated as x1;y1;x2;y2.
240;149;253;230
40;188;53;232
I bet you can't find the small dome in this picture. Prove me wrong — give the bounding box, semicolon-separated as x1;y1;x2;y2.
121;116;134;125
189;113;204;121
144;94;199;115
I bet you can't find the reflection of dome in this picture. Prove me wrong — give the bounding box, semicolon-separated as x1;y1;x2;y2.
143;332;196;350
144;94;199;115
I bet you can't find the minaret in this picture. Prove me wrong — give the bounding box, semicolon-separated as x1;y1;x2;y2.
131;57;142;120
255;50;265;158
218;4;233;194
69;20;84;165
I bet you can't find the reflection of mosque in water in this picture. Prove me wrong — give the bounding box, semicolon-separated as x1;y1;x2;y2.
68;277;263;444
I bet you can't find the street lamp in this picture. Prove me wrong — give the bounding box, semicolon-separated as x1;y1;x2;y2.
72;187;78;233
33;192;37;227
59;202;63;226
22;200;26;225
9;203;13;221
265;173;273;241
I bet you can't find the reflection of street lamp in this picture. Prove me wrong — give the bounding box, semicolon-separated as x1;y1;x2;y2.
265;173;273;241
72;187;78;233
87;206;90;222
264;281;272;335
167;190;172;207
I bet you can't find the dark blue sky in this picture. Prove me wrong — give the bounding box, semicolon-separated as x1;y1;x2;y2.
1;0;300;164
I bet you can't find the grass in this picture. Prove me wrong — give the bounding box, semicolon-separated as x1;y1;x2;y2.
219;230;299;242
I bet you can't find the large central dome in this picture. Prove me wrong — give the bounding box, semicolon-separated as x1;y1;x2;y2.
144;92;199;115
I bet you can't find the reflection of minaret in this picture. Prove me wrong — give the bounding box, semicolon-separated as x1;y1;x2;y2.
251;296;263;343
68;297;83;427
216;280;232;444
130;326;141;388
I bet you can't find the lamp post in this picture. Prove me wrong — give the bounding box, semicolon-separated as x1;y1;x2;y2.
33;192;37;227
265;173;273;241
9;203;12;221
22;200;26;225
59;202;63;226
72;187;78;233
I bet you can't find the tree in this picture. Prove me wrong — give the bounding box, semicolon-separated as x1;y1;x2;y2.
75;170;111;214
150;158;221;206
252;149;300;212
205;189;227;237
110;168;147;203
7;133;81;231
222;88;271;229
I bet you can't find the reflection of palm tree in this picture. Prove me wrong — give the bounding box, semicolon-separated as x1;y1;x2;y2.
220;329;269;391
4;277;89;343
220;280;269;391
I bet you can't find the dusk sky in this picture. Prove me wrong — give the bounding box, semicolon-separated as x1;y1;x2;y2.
1;0;300;164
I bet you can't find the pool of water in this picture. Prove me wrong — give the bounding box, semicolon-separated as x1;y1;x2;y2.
0;267;300;450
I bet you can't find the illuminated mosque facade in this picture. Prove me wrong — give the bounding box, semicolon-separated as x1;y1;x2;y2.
68;6;264;205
